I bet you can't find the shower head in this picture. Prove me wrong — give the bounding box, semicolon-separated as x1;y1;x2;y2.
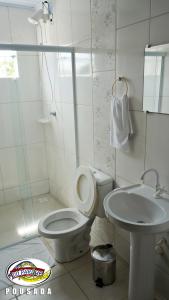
28;1;53;25
28;9;43;25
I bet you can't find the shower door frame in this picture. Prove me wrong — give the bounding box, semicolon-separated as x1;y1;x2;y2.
0;43;79;167
0;43;80;248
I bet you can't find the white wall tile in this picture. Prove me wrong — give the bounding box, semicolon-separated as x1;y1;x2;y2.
77;105;94;165
116;111;146;183
0;79;18;103
150;13;169;45
145;114;169;192
39;52;58;103
0;147;27;189
3;184;29;207
45;144;57;182
91;217;115;246
0;103;22;148
71;0;91;47
0;168;3;190
75;39;91;48
17;55;41;101
117;0;150;28
59;76;73;103
92;50;115;73
62;103;76;156
93;71;115;142
76;52;92;106
47;145;75;207
58;53;73;103
9;7;37;44
93;103;110;143
0;190;4;205
116;21;149;110
160;97;169;114
0;6;11;43
116;175;134;188
94;137;115;177
44;102;64;148
62;151;76;206
91;0;116;50
55;0;72;46
116;135;146;183
93;71;115;108
20;101;44;144
130;110;147;137
30;179;49;197
26;143;48;182
49;148;75;207
151;0;169;17
161;56;169;98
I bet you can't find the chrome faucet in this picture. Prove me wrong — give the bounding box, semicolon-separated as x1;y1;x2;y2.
140;168;160;192
141;169;168;198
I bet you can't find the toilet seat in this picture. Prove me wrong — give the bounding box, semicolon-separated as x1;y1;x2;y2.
74;166;97;217
38;208;89;239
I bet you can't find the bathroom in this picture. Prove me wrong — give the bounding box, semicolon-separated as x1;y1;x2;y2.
0;0;169;299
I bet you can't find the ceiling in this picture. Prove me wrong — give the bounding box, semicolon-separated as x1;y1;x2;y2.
0;0;41;8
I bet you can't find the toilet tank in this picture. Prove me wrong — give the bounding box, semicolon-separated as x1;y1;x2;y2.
91;168;113;218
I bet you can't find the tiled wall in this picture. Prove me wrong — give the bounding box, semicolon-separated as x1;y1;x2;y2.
3;1;168;295
43;0;169;296
0;5;49;205
38;0;116;246
114;0;169;296
38;24;77;208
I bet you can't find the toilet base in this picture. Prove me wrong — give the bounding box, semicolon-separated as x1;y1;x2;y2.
53;223;91;263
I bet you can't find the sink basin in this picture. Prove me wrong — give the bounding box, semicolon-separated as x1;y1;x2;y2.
108;192;164;223
104;184;169;300
104;184;169;233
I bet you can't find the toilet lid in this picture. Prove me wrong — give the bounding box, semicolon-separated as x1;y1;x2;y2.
74;166;97;217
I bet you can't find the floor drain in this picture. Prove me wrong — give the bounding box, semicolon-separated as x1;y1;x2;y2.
137;220;145;224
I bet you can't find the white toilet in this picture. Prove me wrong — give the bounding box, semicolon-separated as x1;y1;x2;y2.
38;166;113;262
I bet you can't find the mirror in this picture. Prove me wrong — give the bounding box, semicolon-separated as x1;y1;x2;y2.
143;43;169;114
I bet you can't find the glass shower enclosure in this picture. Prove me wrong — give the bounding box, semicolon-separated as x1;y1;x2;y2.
0;44;77;249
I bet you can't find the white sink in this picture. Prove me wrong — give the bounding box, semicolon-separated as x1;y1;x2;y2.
104;184;169;300
104;184;169;233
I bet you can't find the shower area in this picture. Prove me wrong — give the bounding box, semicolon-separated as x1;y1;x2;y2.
0;2;78;249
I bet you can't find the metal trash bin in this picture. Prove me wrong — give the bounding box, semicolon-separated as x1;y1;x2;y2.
91;244;116;287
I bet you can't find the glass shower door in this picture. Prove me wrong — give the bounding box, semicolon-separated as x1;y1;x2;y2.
0;45;77;249
0;49;41;248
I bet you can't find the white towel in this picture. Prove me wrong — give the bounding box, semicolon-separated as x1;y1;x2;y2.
110;94;133;151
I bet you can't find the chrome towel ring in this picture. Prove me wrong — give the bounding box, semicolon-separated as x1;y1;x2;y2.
112;77;128;96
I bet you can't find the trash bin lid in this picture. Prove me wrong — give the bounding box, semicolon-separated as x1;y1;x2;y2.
91;244;116;262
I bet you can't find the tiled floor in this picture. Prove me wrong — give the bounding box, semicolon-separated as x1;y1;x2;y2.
0;251;129;300
0;194;163;300
0;194;64;248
